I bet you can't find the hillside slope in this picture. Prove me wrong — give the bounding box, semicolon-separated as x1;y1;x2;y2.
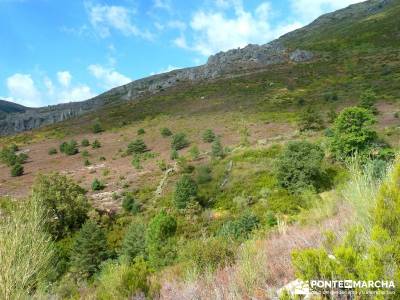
1;0;398;136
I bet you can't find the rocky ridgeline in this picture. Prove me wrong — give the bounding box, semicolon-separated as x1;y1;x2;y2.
0;41;313;136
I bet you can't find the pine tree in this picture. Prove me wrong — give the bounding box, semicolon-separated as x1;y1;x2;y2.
202;129;216;143
211;138;224;159
70;220;109;278
121;222;146;261
174;175;198;209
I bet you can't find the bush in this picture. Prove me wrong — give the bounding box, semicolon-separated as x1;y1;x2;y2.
96;258;152;299
92;120;104;133
276;141;325;192
60;140;79;156
92;139;101;149
0;197;54;299
330;107;377;160
218;211;260;240
70;220;109;278
0;146;18;166
48;148;58;155
32;173;89;239
211;138;224;158
189;145;200;160
174;175;198;209
81;139;90;147
170;149;179;160
171;133;189;150
146;211;177;267
122;193;141;214
160;127;172;137
179;237;235;272
359;89;378;115
127;139;148;154
10;163;24;177
299;107;324;131
202;129;216;143
92;178;105;191
121;222;146;261
196;165;212;184
137;128;145;135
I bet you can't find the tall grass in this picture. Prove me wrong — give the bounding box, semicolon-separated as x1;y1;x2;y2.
0;198;54;299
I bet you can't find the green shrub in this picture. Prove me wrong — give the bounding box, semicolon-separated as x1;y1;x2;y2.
137;128;145;135
92;139;101;149
146;211;177;267
0;146;18;166
81;150;89;158
277;141;325;192
48;148;58;155
92;178;105;191
160;127;172;137
60;140;78;155
81;139;90;147
70;220;109;278
299;107;324;131
121;222;146;261
359;89;378;115
127;139;148;154
96;258;152;299
202;129;216;143
0;197;54;300
174;175;198;209
196;165;212;184
171;133;189;150
179;237;235;272
189;145;200;160
265;211;278;227
211;138;224;158
31;173;89;239
92;120;104;134
122;193;141;214
170;149;179;160
84;159;91;166
330;107;377;160
131;155;142;169
218;211;260;240
11;163;24;177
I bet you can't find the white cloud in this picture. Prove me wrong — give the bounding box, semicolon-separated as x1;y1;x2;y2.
291;0;363;22
85;2;153;40
57;71;72;87
6;73;42;107
177;1;302;56
88;64;132;90
4;72;95;107
154;0;171;11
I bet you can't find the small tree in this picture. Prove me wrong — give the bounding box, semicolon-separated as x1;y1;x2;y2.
121;222;146;261
92;120;104;134
174;175;198;209
299;107;324;131
171;133;189;150
92;178;105;191
211;138;224;159
276;141;325;192
137;128;145;135
92;139;101;149
359;89;378;115
127;139;148;154
70;220;109;278
146;211;177;267
160;127;172;137
196;165;212;184
202;129;216;143
11;163;24;177
60;140;78;155
330;107;377;160
31;173;89;239
122;193;140;214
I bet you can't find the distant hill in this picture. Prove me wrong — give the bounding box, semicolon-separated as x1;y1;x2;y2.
0;0;398;136
0;99;27;114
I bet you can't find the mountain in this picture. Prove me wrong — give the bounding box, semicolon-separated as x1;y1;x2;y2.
0;0;397;136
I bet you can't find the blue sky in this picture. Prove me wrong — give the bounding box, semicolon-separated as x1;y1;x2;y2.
0;0;362;107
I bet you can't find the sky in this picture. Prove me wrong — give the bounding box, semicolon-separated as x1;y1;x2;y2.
0;0;363;107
